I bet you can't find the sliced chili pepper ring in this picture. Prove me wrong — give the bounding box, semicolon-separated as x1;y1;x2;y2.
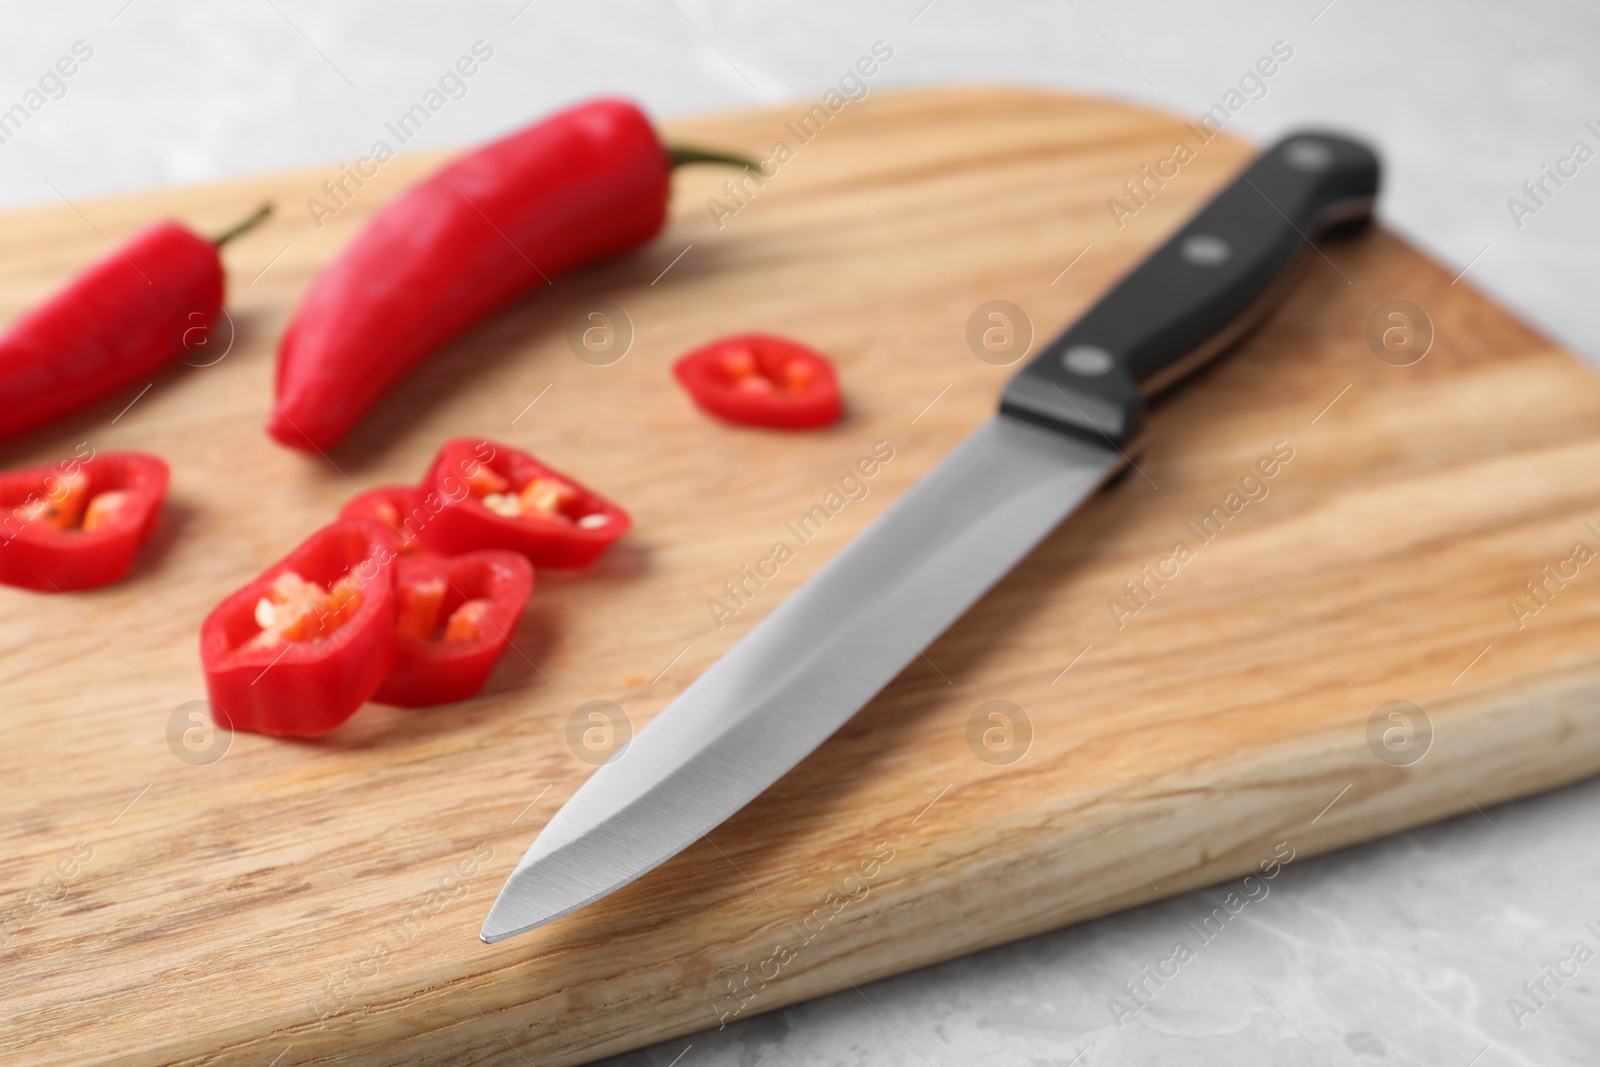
415;438;630;569
372;550;533;708
199;517;397;737
0;451;169;591
672;333;843;429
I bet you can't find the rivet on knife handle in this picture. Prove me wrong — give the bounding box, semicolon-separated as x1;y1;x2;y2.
1000;131;1381;449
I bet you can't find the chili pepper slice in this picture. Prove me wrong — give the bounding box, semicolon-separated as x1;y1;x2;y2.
269;98;755;452
415;438;629;569
673;334;843;429
372;550;533;707
199;517;397;736
339;484;433;555
0;206;270;443
0;451;169;591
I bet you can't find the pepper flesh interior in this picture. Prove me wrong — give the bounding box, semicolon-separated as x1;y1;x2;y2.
10;471;127;533
717;345;813;394
367;498;421;553
396;577;447;640
250;571;363;649
11;470;131;534
443;599;493;643
395;576;495;644
465;464;510;497
82;491;129;532
473;472;606;528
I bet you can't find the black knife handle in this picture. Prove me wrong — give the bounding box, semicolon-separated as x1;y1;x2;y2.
1000;130;1380;448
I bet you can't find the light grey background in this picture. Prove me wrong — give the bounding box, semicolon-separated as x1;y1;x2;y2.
5;2;1597;1063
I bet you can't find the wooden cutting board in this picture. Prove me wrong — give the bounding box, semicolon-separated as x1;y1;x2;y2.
5;86;1600;1066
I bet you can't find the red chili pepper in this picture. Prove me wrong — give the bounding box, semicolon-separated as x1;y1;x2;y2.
415;438;629;569
673;334;843;429
199;517;397;736
339;484;432;555
0;206;270;443
372;550;533;707
0;451;169;591
269;97;754;452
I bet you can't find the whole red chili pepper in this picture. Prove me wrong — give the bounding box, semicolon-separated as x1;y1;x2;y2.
0;205;270;442
372;550;533;707
415;438;630;569
0;451;169;591
674;333;843;429
269;97;753;452
199;517;397;736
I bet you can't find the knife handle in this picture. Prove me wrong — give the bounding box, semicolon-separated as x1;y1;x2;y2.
1000;130;1380;448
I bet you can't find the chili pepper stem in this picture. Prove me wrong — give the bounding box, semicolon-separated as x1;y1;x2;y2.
212;203;274;247
667;145;761;171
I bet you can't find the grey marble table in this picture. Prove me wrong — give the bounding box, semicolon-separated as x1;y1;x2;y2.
4;2;1596;1063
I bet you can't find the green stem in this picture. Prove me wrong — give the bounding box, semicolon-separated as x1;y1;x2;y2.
668;145;761;171
213;202;274;247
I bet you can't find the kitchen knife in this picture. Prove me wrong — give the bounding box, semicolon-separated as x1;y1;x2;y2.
481;130;1380;943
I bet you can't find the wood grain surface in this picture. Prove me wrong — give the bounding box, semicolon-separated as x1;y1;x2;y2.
4;87;1599;1066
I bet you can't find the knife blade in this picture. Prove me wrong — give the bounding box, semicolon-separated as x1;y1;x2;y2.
482;130;1380;943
